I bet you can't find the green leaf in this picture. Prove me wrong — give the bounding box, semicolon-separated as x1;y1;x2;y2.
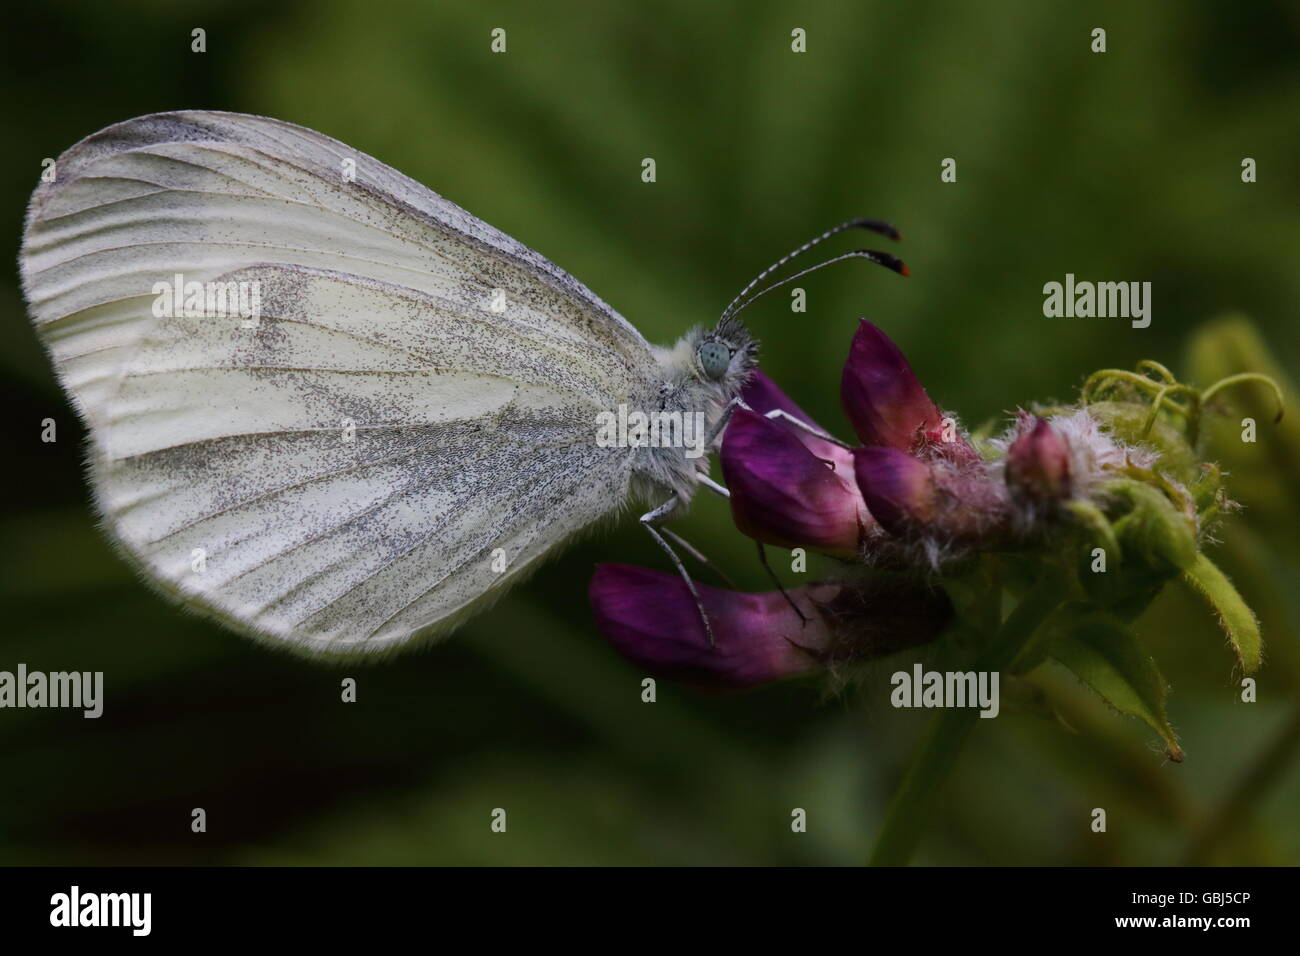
1180;553;1263;675
1049;612;1183;762
1066;499;1122;562
1189;463;1223;513
1104;479;1198;572
1000;674;1075;733
1186;316;1300;539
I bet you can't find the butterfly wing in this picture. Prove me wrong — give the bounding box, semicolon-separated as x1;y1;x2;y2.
21;111;650;656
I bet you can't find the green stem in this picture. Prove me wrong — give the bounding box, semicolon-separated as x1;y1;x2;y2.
868;568;1068;866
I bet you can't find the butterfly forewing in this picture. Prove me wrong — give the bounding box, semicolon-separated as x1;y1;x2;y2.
21;111;651;655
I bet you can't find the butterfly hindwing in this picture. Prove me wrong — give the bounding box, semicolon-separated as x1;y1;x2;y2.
21;111;650;654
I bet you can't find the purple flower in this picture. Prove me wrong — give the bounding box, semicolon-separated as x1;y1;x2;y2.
741;371;854;468
721;404;871;557
852;446;938;536
840;320;945;453
723;322;996;553
589;563;832;689
589;563;952;690
853;443;1012;545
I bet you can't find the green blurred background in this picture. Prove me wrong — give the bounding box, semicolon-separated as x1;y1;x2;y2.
2;0;1299;865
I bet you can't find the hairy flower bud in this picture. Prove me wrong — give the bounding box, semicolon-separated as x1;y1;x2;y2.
1006;416;1072;502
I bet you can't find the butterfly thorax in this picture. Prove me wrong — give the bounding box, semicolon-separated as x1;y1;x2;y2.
628;317;757;506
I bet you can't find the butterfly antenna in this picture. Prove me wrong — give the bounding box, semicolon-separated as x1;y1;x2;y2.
721;218;903;320
724;249;908;322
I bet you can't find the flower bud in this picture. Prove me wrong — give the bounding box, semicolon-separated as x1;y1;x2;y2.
852;446;938;536
1006;416;1072;502
840;320;944;451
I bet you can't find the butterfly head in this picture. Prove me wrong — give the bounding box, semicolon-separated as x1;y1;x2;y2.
694;314;758;395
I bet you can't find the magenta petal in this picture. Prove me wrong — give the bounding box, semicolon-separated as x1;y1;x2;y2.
840;320;943;451
1006;416;1072;501
589;564;830;690
852;446;938;536
739;369;853;469
741;370;824;428
721;407;868;555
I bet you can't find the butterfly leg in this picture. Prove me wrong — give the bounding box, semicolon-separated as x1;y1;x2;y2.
640;496;718;648
756;541;809;624
697;474;730;498
657;474;737;585
706;398;854;452
704;396;754;449
696;473;807;624
659;526;737;588
763;409;856;449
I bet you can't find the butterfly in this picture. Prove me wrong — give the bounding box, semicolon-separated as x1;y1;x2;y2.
20;111;904;656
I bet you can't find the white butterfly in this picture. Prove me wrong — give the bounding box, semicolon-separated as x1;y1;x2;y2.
20;111;902;657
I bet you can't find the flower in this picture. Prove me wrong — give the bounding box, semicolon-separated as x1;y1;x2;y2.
852;445;938;535
1005;414;1072;502
722;322;999;554
840;319;945;453
720;395;871;556
589;563;951;690
588;299;1271;772
741;370;854;466
590;564;831;689
719;370;875;557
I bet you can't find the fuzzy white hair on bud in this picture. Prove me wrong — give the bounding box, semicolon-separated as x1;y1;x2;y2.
991;408;1155;504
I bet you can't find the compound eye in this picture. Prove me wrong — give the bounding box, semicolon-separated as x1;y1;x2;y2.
698;342;731;380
